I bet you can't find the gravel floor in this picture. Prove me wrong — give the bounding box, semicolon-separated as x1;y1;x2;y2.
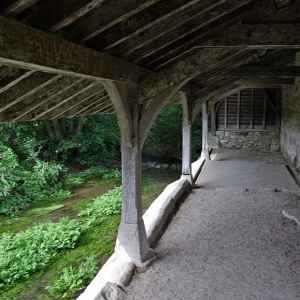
124;149;300;300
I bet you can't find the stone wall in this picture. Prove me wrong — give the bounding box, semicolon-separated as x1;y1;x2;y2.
281;53;300;167
211;131;275;150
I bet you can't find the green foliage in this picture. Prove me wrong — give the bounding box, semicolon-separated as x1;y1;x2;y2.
0;217;83;288
45;256;98;299
293;166;300;175
79;186;122;216
0;142;68;215
64;166;121;188
145;105;202;155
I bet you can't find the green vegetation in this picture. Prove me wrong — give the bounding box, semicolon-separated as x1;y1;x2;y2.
144;105;202;155
45;256;98;299
0;217;83;288
0;106;188;299
79;186;122;216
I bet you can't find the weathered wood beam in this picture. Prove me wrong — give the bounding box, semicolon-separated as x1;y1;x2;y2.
180;89;193;182
0;68;35;94
72;96;111;117
139;77;191;148
57;0;161;44
11;77;82;122
0;0;39;18
83;102;113;116
106;0;229;57
227;66;300;77
123;0;254;67
86;0;203;51
34;81;101;120
0;17;147;83
138;48;244;102
23;0;107;33
0;74;62;113
0;72;56;114
202;24;300;48
51;87;106;119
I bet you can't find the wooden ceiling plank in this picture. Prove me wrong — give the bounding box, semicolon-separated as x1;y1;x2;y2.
100;0;226;55
57;0;161;44
71;97;111;118
0;69;35;94
0;0;39;18
0;17;148;83
202;24;300;48
144;5;255;70
119;0;250;64
77;101;111;117
51;88;106;119
88;104;114;116
11;78;84;122
0;74;62;113
23;0;108;33
0;72;57;113
86;0;203;51
33;81;100;120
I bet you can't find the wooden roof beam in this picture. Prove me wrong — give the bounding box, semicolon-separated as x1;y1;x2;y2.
57;0;161;44
138;48;248;102
51;88;107;119
23;0;108;33
0;17;148;83
0;0;39;18
202;24;300;48
106;0;230;57
86;0;205;51
33;81;101;120
227;66;300;77
10;77;82;122
130;0;255;68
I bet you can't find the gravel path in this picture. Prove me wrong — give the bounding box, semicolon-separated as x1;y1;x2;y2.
125;149;300;300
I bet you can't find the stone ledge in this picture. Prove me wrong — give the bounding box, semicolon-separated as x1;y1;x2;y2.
77;156;206;300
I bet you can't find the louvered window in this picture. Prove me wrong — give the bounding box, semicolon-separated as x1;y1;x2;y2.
216;88;279;130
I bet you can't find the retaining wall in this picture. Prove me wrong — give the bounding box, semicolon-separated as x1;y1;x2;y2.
212;131;275;150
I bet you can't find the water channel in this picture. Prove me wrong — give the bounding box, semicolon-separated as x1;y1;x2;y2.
0;166;181;300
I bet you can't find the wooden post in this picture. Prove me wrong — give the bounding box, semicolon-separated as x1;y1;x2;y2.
202;102;210;160
180;91;193;185
271;89;281;151
104;82;155;267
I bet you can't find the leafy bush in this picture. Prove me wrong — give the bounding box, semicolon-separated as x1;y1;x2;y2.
79;186;122;216
45;256;98;298
0;217;83;288
0;142;67;215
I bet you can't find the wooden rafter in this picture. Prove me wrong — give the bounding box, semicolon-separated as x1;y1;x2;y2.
0;17;148;83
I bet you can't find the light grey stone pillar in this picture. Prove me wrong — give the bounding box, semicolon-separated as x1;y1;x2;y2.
202;102;210;160
180;91;193;185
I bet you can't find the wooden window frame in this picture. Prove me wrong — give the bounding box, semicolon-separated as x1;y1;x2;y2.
215;88;279;131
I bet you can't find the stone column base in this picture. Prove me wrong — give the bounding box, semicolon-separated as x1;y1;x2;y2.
115;219;156;267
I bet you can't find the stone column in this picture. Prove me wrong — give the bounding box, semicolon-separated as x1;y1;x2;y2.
202;102;210;160
180;91;193;185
